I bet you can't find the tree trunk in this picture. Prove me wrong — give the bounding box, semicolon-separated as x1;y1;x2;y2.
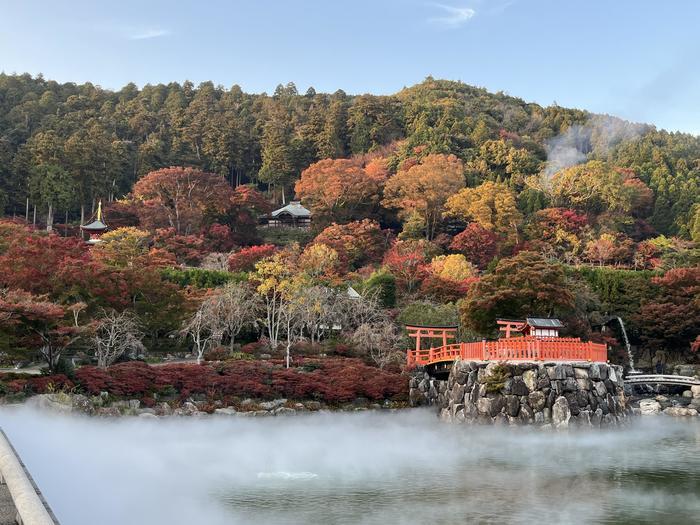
46;204;53;232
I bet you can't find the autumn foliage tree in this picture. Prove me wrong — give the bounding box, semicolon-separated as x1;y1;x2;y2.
444;181;522;241
0;289;80;372
299;243;342;280
420;254;478;302
460;251;575;334
228;245;278;272
92;227;151;268
526;207;589;258
295;157;389;225
550;161;653;217
637;267;700;352
226;185;272;244
383;154;464;240
0;229;129;309
585;233;634;266
382;240;432;294
449;223;499;268
133;167;235;235
312;219;389;270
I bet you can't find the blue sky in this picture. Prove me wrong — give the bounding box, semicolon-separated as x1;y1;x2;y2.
2;0;699;134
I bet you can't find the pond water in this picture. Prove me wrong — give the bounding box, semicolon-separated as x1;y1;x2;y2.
1;407;699;525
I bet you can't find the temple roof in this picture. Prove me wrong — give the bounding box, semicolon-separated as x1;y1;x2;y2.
81;219;108;231
270;201;311;218
526;317;564;328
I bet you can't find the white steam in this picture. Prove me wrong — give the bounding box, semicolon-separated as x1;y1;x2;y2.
0;406;698;525
543;115;649;178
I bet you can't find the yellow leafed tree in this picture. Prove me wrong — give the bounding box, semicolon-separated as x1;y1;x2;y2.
444;181;522;241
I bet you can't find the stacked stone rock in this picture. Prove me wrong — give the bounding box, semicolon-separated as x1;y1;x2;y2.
639;385;700;417
410;360;630;428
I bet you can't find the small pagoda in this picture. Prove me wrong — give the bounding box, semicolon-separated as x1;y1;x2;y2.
81;201;108;245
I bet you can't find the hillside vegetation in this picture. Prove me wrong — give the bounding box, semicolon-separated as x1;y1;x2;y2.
0;74;698;378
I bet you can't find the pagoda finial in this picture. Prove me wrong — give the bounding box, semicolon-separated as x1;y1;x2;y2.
97;200;103;222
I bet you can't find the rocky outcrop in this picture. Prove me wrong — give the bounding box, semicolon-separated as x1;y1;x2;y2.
631;383;700;418
413;361;630;428
26;393;402;418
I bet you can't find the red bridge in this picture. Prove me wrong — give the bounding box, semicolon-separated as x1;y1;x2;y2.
406;319;608;368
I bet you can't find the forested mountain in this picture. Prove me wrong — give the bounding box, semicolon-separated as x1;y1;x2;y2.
1;73;698;239
0;73;698;374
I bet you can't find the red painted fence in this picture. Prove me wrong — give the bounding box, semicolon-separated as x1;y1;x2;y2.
406;337;607;367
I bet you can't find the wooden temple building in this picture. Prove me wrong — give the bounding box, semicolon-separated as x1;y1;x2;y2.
406;318;607;368
261;201;311;228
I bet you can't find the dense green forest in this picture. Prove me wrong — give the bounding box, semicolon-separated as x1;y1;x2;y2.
0;73;698;239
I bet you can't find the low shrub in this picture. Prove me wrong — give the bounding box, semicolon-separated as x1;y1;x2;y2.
25;358;410;405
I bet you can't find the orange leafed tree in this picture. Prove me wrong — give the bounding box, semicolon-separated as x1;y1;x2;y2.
313;219;390;270
294;157;389;225
133;167;235;235
382;154;464;240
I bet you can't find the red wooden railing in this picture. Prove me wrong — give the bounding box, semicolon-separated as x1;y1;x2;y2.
406;337;607;367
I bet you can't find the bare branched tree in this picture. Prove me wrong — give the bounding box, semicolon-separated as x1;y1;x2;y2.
351;321;402;369
280;297;305;369
210;282;261;350
181;299;219;364
341;289;384;329
93;309;145;368
295;286;345;344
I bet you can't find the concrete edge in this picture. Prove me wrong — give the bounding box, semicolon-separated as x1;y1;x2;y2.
0;429;60;525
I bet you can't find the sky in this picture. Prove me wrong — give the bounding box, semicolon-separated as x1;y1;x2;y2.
1;0;699;134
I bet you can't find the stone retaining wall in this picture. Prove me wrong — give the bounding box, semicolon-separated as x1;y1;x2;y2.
410;361;631;428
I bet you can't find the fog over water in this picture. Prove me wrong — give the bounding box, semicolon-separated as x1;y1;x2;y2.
1;407;699;525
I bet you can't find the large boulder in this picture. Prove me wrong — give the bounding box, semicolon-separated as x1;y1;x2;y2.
576;378;591;391
663;407;698;417
477;395;506;417
505;395;520;417
509;377;530;396
522;369;538;392
574;367;589;380
639;399;661;415
552;396;571;428
528;391;546;411
594;381;608;398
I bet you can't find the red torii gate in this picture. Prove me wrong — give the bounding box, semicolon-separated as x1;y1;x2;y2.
406;325;458;353
496;319;526;338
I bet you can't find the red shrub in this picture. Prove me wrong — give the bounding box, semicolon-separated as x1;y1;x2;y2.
228;245;277;272
26;375;74;393
73;366;115;395
29;358;408;405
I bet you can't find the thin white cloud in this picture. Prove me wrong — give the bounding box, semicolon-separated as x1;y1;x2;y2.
428;3;476;27
127;27;170;40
